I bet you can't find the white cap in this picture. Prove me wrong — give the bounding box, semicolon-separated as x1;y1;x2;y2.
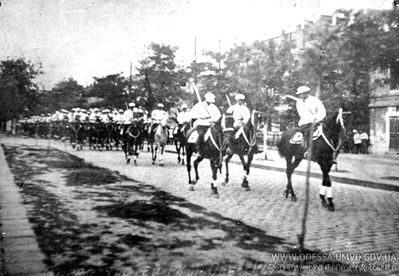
102;109;110;113
204;92;216;103
128;102;135;107
181;103;188;109
235;93;245;101
157;103;164;108
296;86;311;95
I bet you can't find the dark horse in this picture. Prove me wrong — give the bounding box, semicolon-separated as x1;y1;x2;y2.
222;110;260;191
277;108;346;211
171;119;191;165
122;120;144;165
185;120;225;197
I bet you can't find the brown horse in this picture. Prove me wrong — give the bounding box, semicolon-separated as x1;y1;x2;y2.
277;108;346;211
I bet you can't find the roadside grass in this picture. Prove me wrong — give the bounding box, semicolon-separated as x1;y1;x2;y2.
2;144;132;186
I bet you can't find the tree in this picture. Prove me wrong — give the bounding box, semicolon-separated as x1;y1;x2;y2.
43;78;85;112
0;58;42;125
136;43;188;110
87;73;128;109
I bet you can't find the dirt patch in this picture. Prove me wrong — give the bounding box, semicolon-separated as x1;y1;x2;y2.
2;144;343;275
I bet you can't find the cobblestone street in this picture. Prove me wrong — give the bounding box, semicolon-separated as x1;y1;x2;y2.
1;135;398;275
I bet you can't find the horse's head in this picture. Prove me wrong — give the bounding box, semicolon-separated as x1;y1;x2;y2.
323;108;346;139
221;114;235;145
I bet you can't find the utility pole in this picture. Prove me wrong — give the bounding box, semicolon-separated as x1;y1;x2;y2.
128;62;132;101
194;36;197;85
218;39;221;72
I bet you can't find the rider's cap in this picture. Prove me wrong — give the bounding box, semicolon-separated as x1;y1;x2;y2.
119;109;124;113
181;104;188;109
296;86;311;95
128;102;135;107
61;109;68;113
102;109;110;113
235;93;245;101
204;92;216;103
353;129;358;133
157;103;164;108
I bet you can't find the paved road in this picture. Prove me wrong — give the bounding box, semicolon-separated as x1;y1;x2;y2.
2;135;398;264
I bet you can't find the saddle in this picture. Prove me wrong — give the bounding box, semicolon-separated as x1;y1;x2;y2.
289;124;323;144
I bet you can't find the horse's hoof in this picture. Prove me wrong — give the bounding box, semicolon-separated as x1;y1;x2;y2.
284;191;289;198
182;160;185;165
152;161;155;165
159;163;164;167
321;200;328;208
291;195;297;202
327;203;335;212
126;158;130;164
188;185;194;191
134;160;137;166
241;179;250;191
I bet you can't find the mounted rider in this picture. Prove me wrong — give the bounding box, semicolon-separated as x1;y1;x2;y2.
295;85;326;155
190;92;221;151
175;103;191;134
101;109;111;123
148;103;168;134
121;102;136;136
224;93;251;151
226;93;251;129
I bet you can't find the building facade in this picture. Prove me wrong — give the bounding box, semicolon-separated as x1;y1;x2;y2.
369;86;399;154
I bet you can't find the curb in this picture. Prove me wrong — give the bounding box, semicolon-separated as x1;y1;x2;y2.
165;149;399;193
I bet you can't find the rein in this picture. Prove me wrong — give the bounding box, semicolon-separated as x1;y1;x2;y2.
319;109;345;153
127;125;140;138
208;128;221;152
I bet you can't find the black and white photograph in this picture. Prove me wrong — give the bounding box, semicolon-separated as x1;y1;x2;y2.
0;0;398;275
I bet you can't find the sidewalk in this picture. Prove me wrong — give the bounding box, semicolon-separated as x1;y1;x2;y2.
248;148;399;192
0;145;48;275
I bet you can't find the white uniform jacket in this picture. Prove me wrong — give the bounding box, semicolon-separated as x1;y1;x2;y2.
296;95;326;126
191;102;221;127
226;103;251;128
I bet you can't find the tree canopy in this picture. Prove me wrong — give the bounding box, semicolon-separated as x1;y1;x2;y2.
0;58;42;121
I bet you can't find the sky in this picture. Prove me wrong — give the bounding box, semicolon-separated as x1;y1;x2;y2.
0;0;392;89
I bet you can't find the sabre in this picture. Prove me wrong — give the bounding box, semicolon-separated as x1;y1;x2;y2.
190;81;211;117
284;95;300;101
225;95;232;107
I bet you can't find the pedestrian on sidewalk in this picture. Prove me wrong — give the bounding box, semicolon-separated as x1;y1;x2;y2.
353;129;361;154
360;129;369;154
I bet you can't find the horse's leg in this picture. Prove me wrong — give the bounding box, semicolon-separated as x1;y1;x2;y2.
319;159;334;211
224;153;233;185
210;159;219;198
133;140;138;165
186;147;193;187
284;152;302;201
125;140;131;164
193;155;204;184
181;142;185;165
175;140;181;163
237;154;250;191
159;144;164;166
